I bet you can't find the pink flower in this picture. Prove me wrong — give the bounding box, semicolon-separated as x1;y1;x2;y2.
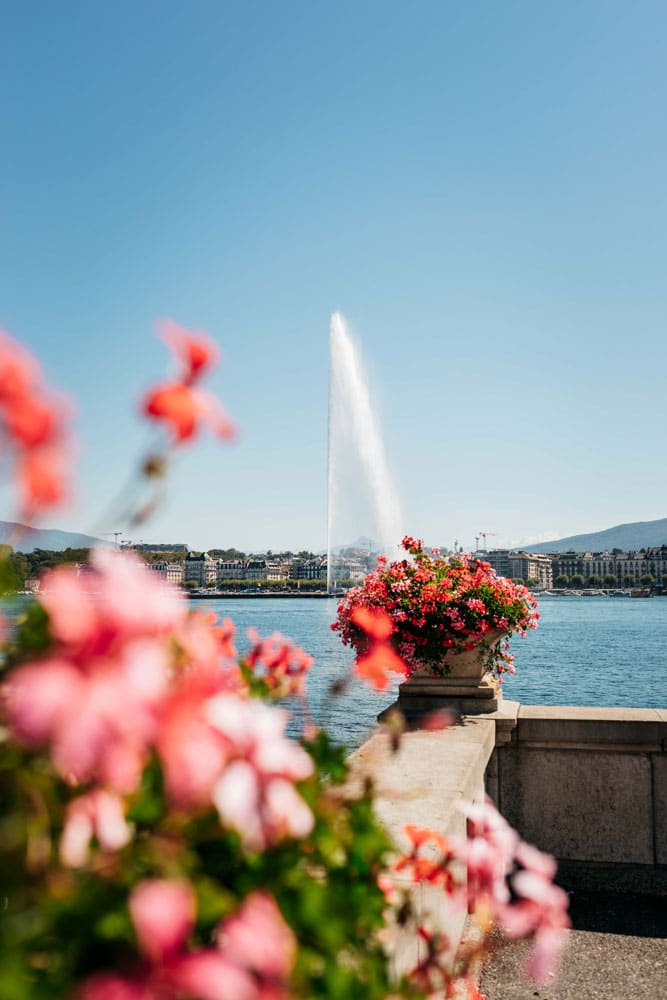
60;789;132;867
205;695;314;850
217;892;296;982
129;880;196;964
156;686;229;808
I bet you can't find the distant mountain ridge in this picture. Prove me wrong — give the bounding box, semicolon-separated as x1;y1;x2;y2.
518;518;667;554
0;521;104;553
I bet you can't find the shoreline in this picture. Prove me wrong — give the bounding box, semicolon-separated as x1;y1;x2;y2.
186;591;339;599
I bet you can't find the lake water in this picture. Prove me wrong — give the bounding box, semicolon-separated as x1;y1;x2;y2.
3;594;664;749
193;595;667;747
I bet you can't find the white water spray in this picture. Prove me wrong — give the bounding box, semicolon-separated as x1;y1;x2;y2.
326;312;402;592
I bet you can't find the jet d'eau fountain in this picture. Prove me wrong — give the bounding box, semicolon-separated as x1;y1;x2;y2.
326;313;403;592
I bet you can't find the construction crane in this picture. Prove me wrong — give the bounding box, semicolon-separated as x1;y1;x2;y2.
479;531;496;551
104;531;123;549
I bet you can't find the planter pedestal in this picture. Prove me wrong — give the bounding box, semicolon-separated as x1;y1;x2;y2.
396;672;503;720
383;630;506;722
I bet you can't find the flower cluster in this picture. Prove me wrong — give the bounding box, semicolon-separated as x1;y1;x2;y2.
0;329;72;520
333;536;539;680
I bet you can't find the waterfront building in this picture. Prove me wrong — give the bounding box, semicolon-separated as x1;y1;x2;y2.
216;559;246;582
183;552;217;586
149;561;184;585
482;550;553;589
550;547;667;585
266;560;290;581
245;559;268;581
289;558;326;581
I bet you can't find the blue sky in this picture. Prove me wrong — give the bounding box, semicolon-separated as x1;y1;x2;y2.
1;1;666;553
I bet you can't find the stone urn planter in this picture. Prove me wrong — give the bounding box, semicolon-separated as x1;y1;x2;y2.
397;629;506;718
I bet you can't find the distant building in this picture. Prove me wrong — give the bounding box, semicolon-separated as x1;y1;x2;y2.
266;560;289;581
149;561;184;585
289;558;326;581
245;559;268;581
551;547;667;585
183;552;217;586
216;559;246;582
482;550;553;589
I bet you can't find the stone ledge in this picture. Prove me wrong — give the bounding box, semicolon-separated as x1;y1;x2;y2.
515;705;666;749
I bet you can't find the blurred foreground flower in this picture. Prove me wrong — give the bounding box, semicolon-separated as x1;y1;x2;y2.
0;329;73;520
142;320;236;443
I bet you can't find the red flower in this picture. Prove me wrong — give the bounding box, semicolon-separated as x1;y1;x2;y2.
355;644;406;690
158;319;219;383
350;606;394;642
142;321;236;445
143;382;200;441
0;329;73;519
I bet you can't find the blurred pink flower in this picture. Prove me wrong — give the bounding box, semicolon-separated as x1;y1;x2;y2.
217;891;296;983
458;798;570;984
129;880;196;964
206;694;313;850
60;789;132;867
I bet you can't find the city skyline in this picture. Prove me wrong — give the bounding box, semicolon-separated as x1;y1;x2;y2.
2;3;666;552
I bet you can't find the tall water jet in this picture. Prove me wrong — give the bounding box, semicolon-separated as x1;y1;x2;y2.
327;312;402;592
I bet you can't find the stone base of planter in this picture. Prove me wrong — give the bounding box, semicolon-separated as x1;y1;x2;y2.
387;673;503;721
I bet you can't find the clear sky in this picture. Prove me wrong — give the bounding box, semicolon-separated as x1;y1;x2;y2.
1;1;666;553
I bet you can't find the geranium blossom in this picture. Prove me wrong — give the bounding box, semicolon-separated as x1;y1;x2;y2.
245;628;314;697
206;694;314;850
0;329;72;519
349;606;407;690
60;789;132;867
142;320;236;444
